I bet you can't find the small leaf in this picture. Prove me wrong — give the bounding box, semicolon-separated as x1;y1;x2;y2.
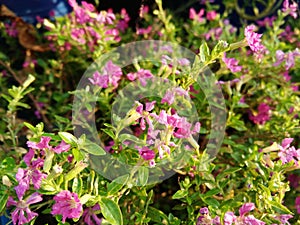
99;197;123;225
108;174;129;195
199;42;210;62
137;167;149;186
58;132;78;146
81;139;106;156
22;74;35;89
118;134;144;145
172;190;188;199
0;193;9;212
267;200;293;214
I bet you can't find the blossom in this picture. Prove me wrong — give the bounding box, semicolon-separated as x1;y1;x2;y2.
275;214;293;224
296;197;300;214
14;149;47;199
51;190;83;223
4;22;18;37
96;10;116;24
189;8;205;22
239;203;255;217
274;49;300;70
161;87;189;105
249;103;271;125
256;16;276;27
206;10;217;21
136;26;152;35
7;192;43;225
243;215;265;225
126;69;153;86
224;212;236;225
89;61;123;88
278;138;300;165
222;53;242;73
244;25;266;54
137;146;155;160
136;101;156;130
27;136;70;154
282;0;298;19
82;204;102;225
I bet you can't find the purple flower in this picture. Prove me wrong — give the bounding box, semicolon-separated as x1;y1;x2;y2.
51;190;83;223
7;192;43;225
53;141;71;154
296;197;300;214
277;138;300;165
136;26;152;35
161;87;189;105
275;214;293;224
189;8;205;22
282;0;298;19
249;103;271;125
138;146;155;160
27;136;51;150
243;215;265;225
199;207;209;214
4;22;18;37
244;25;266;54
96;10;116;24
126;69;153;86
14;149;47;199
82;204;102;225
256;16;276;27
89;61;122;89
206;10;217;21
239;203;255;217
222;53;242;73
223;212;236;225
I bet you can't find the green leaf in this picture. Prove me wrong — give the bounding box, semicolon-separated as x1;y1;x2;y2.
72;176;83;196
267;200;293;214
216;167;241;181
72;148;85;161
137;167;149;186
203;188;220;198
172;190;188;199
0;193;9;212
23;122;36;132
108;174;129;195
58;132;78;146
43;150;54;173
99;197;123;225
118;134;144;145
199;42;210;62
81;139;106;156
102;128;115;139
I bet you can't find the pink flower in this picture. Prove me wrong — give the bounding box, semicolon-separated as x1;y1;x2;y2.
275;214;293;224
71;28;86;45
27;136;70;154
7;192;43;225
239;203;255;217
296;197;300;214
222;53;242;73
161;87;189;105
278;138;300;165
136;26;152;35
14;149;47;199
89;61;123;88
256;16;276;27
53;141;71;154
51;190;83;223
244;25;266;54
4;22;18;37
96;11;116;24
206;10;217;21
82;204;102;225
224;212;237;225
126;69;153;86
138;146;155;160
189;8;205;22
282;0;298;19
249;103;271;125
243;215;265;225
